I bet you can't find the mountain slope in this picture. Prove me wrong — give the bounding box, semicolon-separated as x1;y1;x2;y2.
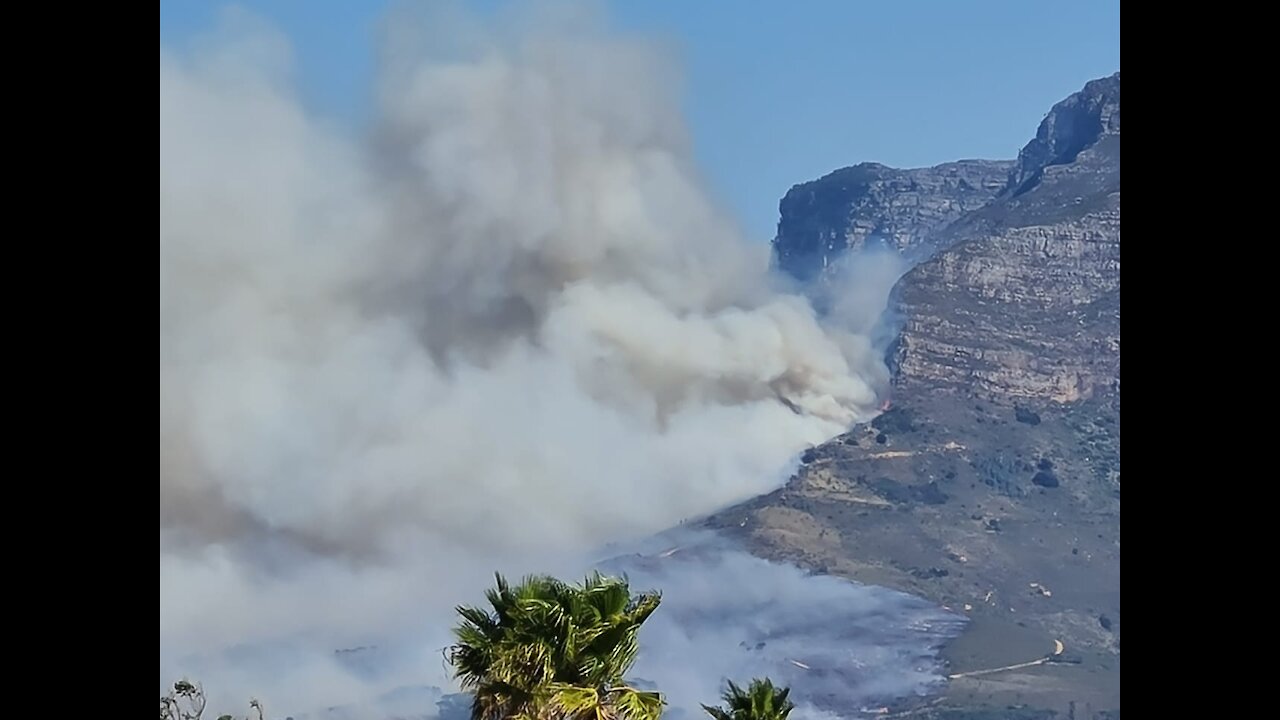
714;72;1121;720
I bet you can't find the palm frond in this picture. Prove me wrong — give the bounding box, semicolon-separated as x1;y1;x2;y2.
448;571;666;720
701;704;734;720
609;686;665;720
546;682;602;720
704;678;793;720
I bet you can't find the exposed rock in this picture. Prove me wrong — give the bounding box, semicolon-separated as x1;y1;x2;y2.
1008;73;1120;195
769;74;1121;407
720;72;1121;719
772;160;1012;282
893;73;1120;405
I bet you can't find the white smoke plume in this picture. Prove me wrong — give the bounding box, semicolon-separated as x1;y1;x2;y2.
160;3;939;717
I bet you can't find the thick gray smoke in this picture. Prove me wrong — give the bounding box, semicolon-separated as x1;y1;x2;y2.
160;3;941;717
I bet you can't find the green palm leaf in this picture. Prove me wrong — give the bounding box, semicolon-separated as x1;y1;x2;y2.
701;678;794;720
447;572;666;720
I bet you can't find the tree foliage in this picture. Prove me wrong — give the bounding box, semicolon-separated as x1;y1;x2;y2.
700;679;794;720
447;572;665;720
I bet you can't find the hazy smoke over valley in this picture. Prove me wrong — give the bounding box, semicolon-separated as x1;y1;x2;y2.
160;3;950;716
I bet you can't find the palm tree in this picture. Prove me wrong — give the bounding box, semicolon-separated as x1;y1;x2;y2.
448;572;665;720
700;679;794;720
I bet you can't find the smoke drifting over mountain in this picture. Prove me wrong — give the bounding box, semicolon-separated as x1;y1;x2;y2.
160;4;940;716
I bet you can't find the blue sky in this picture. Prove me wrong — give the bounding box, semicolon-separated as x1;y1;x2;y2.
160;0;1120;241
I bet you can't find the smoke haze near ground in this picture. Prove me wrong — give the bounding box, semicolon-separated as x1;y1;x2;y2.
160;3;933;716
605;532;965;720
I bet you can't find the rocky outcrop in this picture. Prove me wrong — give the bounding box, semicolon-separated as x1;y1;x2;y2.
727;72;1122;719
1007;72;1120;195
768;73;1121;405
772;160;1012;282
893;72;1120;404
892;219;1119;403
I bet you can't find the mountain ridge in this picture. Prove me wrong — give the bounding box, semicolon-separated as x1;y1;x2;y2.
717;71;1121;720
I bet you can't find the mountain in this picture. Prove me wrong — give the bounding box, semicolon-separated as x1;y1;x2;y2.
713;72;1121;720
894;72;1120;403
772;160;1012;282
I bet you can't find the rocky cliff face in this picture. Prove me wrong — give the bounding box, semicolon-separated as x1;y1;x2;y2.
893;72;1120;404
772;160;1012;282
769;73;1121;405
721;72;1122;720
772;73;1121;407
1007;73;1120;196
